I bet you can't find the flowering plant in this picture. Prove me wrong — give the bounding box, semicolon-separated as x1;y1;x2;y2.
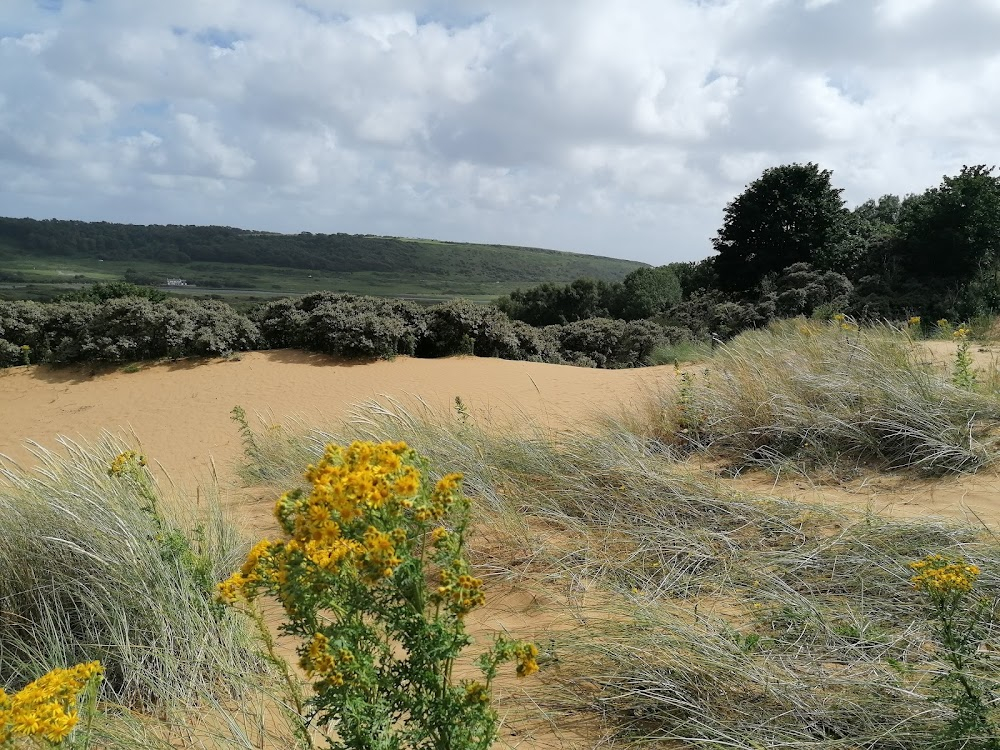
910;555;999;748
220;440;537;750
0;662;102;747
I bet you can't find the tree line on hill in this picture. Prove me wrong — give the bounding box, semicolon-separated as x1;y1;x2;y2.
0;217;641;283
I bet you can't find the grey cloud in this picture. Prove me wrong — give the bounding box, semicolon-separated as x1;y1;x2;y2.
1;0;999;263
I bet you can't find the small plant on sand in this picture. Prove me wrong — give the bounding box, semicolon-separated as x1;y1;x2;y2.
19;345;30;367
910;554;1000;748
0;661;102;748
953;325;977;390
219;439;538;750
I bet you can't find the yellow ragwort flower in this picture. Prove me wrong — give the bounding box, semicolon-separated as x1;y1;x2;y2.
909;554;981;596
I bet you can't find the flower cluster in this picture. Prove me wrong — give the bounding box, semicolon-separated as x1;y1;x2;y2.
219;440;419;605
107;450;146;478
219;439;538;747
433;563;486;618
908;316;921;327
953;325;971;340
0;662;102;745
910;554;981;596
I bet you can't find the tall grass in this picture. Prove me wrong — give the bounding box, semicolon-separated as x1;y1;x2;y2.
236;396;1000;748
662;319;1000;475
0;436;261;708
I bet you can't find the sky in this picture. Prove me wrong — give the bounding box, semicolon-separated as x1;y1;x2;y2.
2;0;999;265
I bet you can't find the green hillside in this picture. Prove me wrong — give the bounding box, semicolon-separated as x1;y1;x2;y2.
0;217;646;302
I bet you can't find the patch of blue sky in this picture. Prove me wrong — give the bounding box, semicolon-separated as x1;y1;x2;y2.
193;27;244;49
826;73;869;105
415;9;489;30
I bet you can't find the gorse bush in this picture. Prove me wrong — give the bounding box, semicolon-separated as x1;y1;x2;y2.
550;317;665;368
0;439;260;708
0;297;260;365
420;299;522;359
2;290;680;369
255;292;427;359
220;439;538;749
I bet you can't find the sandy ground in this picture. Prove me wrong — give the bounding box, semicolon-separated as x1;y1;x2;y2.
5;345;1000;748
0;351;679;748
0;350;672;488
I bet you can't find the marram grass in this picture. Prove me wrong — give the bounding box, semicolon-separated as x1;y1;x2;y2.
0;436;261;708
235;395;1000;749
660;319;1000;475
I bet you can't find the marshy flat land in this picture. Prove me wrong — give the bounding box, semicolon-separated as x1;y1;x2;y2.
5;322;1000;749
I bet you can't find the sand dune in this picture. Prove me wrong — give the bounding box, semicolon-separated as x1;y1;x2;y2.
0;351;673;486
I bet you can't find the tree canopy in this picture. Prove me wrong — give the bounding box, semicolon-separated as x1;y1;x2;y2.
712;163;848;295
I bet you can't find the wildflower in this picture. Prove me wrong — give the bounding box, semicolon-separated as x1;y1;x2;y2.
107;450;146;477
953;326;970;340
832;313;845;322
514;643;540;677
464;681;490;704
908;316;921;326
909;554;980;596
0;662;102;744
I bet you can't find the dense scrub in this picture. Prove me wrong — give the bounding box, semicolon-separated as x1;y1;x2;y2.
0;289;673;369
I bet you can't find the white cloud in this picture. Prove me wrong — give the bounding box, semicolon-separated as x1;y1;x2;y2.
0;0;999;263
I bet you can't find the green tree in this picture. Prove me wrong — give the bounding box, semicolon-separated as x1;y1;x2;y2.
712;163;848;294
617;266;682;319
895;165;1000;286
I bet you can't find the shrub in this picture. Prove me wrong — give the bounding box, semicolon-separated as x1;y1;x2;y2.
421;300;521;358
160;298;261;358
552;318;665;368
256;293;426;359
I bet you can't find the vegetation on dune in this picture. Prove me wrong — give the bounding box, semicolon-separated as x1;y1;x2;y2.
234;384;1000;750
660;319;1000;475
0;289;675;369
7;316;1000;747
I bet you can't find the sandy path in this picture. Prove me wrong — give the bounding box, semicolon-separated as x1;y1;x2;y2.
0;351;672;487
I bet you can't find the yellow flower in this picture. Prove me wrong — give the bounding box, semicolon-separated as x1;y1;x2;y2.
909;554;980;596
514;643;540;677
107;450;147;477
1;662;102;744
908;316;921;326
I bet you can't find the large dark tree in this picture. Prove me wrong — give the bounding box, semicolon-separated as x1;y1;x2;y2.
895;165;1000;285
712;163;848;294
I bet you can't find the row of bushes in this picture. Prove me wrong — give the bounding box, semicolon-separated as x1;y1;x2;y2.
0;291;688;369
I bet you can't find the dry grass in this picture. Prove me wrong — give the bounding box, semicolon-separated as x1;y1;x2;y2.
652;319;1000;476
239;389;1000;749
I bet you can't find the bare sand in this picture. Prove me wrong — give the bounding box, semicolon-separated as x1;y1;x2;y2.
0;350;673;487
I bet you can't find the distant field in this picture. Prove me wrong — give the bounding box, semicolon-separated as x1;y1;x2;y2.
0;218;646;303
0;253;533;303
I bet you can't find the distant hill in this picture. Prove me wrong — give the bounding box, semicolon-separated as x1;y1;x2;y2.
0;217;646;288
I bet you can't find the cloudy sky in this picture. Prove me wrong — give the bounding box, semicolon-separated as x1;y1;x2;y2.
2;0;999;264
